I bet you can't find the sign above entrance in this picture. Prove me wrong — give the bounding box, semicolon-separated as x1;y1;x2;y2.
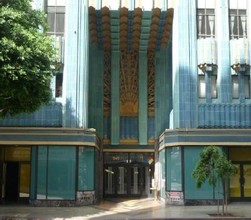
104;152;154;164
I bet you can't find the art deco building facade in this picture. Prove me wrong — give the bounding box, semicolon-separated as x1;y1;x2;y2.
0;0;251;206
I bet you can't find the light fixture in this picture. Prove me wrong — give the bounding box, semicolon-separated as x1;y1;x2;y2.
231;63;250;73
198;63;217;73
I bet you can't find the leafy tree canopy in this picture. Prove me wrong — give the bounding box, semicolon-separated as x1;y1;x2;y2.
192;146;236;188
192;146;237;216
0;0;55;117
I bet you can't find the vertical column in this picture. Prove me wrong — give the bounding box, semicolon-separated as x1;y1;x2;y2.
155;47;172;138
111;51;120;144
166;43;173;128
88;45;104;136
154;51;162;138
63;0;89;128
216;0;231;103
139;52;148;144
172;0;198;129
29;147;37;200
247;1;251;95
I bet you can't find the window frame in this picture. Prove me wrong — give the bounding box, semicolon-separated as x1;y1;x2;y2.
232;72;250;99
229;0;247;39
198;71;218;100
197;0;215;39
47;6;65;36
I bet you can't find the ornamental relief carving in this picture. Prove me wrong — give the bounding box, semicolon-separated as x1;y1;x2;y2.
103;50;111;116
148;50;155;116
103;50;155;117
120;50;139;116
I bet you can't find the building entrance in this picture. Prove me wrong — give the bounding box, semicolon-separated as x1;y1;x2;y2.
5;162;19;201
230;163;251;200
103;152;154;198
229;148;251;201
0;146;31;203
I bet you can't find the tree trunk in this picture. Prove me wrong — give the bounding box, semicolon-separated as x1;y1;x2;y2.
217;178;220;216
222;179;225;216
225;180;228;215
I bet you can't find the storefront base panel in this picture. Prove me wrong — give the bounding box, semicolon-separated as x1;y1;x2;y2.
30;191;97;207
30;200;78;207
184;199;223;206
166;191;184;205
76;191;96;205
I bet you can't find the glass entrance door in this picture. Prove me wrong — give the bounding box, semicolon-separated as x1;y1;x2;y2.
130;166;140;195
104;164;149;197
243;164;251;197
0;162;4;202
104;152;154;197
230;163;251;199
117;166;127;195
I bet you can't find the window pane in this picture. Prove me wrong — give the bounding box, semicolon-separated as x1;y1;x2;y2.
47;6;65;34
47;13;54;32
37;147;47;199
197;0;215;8
104;152;128;164
47;147;76;200
78;147;94;190
232;75;239;99
244;75;250;98
142;0;152;10
55;14;65;33
19;163;30;198
94;149;99;192
198;75;206;98
130;153;154;163
229;0;247;39
197;9;215;38
211;75;217;98
159;150;166;198
197;0;206;8
55;73;63;97
104;166;115;194
229;0;247;10
48;0;66;6
4;147;30;161
167;147;182;191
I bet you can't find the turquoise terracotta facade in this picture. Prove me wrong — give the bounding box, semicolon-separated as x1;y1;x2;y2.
1;0;251;205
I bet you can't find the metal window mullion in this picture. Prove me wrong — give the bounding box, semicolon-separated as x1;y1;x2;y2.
46;146;49;200
205;73;211;102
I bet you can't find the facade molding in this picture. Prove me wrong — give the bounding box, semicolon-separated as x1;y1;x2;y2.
159;128;251;151
0;127;100;149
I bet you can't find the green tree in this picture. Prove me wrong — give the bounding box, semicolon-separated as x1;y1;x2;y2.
0;0;55;117
192;146;236;216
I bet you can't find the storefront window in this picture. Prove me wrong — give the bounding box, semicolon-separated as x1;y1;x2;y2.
37;147;47;199
37;146;76;200
167;147;182;191
159;149;166;198
78;147;94;190
47;147;75;200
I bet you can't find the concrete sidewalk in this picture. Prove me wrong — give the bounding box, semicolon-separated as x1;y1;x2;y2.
0;198;251;219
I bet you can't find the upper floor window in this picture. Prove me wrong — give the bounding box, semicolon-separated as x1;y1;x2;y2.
198;72;217;100
47;5;65;35
55;72;63;97
197;0;215;38
229;0;247;39
46;2;65;98
232;73;250;99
